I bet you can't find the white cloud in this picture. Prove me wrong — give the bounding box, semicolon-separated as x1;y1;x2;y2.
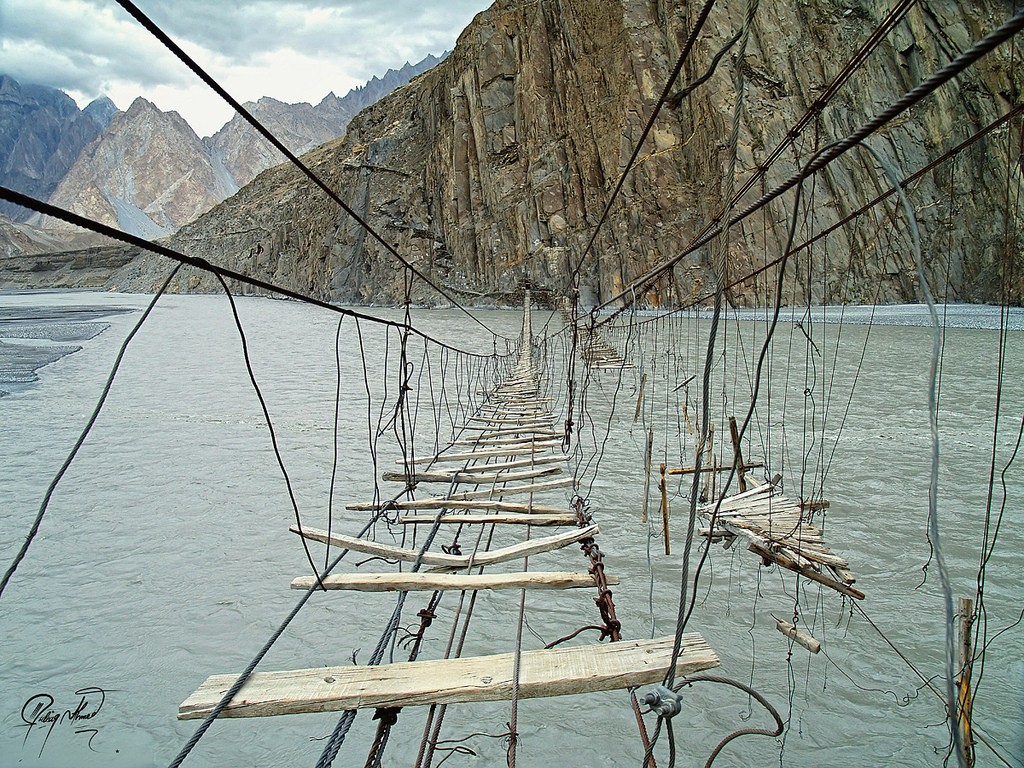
2;0;489;136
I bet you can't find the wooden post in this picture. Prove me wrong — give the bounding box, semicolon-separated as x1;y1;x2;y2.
957;597;975;767
681;400;696;438
728;416;748;493
707;422;716;502
659;463;670;555
641;429;653;523
700;422;715;501
634;373;647;423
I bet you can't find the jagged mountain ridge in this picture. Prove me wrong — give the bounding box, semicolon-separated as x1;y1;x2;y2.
206;54;447;189
0;74;115;221
3;54;445;242
42;97;235;240
8;1;1023;305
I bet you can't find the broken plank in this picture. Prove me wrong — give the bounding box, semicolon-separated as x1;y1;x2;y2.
179;634;718;719
747;540;865;600
290;570;612;592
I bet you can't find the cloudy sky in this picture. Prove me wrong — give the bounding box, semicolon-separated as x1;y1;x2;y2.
1;0;491;136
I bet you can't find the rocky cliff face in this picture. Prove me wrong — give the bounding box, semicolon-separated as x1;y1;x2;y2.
16;1;1024;305
0;75;115;221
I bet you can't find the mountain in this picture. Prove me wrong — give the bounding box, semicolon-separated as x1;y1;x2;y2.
22;53;446;241
205;54;447;189
42;97;235;239
0;75;115;221
79;0;1018;306
7;3;1020;304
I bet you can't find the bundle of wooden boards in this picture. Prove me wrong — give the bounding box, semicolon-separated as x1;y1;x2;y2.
700;481;864;601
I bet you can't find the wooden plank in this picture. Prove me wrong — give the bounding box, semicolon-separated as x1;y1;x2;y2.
452;436;561;448
292;523;598;569
347;478;575;510
290;571;613;592
776;619;821;653
668;462;764;476
458;421;554;432
381;466;562;485
399;455;569;471
467;417;554;427
402;447;563;464
747;540;865;600
435;477;576;500
348;499;568;514
179;634;719;719
399;513;576;526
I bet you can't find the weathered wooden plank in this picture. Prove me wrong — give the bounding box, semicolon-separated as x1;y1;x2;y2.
458;422;554;432
347;499;568;514
381;466;563;485
436;477;576;500
746;540;865;600
402;446;561;463
399;513;576;526
465;418;554;428
179;634;718;719
348;478;576;510
453;436;562;448
776;619;821;653
399;455;569;471
290;571;612;592
292;523;598;568
668;462;765;476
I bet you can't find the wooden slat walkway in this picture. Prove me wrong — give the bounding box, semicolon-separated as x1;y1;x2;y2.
179;635;718;719
181;290;716;736
555;296;630;370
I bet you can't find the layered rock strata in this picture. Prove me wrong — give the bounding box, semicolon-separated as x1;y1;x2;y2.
10;1;1024;305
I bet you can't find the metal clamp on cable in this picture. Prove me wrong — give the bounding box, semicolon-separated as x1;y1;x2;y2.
641;685;683;718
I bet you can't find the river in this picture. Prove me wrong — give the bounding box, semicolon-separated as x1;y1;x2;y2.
1;290;1021;768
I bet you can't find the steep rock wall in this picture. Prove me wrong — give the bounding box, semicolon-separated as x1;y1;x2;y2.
52;1;1024;305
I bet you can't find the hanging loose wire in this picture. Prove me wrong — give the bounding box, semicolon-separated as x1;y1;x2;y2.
669;0;760;689
857;142;961;764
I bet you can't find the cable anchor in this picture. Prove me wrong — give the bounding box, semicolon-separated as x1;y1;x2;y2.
641;685;684;719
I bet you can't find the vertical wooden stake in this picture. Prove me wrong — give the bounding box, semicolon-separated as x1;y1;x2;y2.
701;422;715;501
659;463;670;555
634;373;647;423
728;415;748;493
681;400;696;438
641;429;653;523
957;597;975;768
